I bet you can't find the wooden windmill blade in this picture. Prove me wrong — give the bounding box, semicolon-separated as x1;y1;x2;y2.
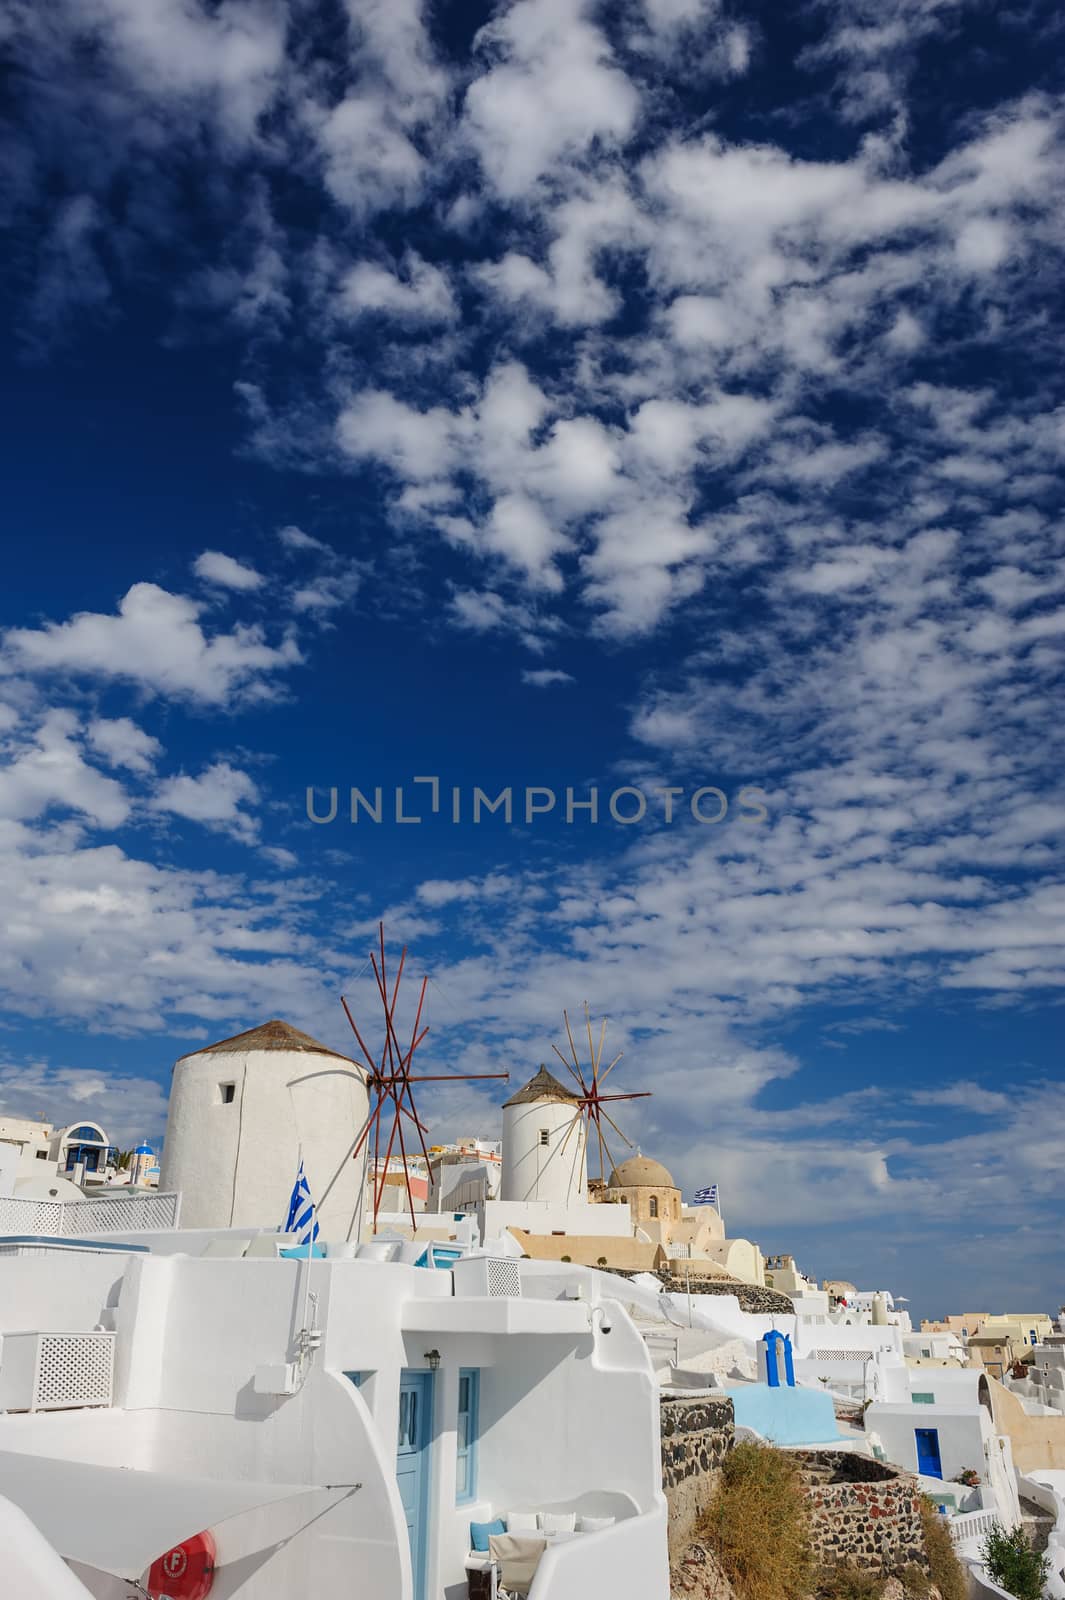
552;1007;651;1187
551;1041;588;1094
341;922;509;1234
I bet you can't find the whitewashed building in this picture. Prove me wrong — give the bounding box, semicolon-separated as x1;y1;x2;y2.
0;1236;669;1600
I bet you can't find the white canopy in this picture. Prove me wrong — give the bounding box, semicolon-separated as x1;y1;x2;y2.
0;1451;349;1580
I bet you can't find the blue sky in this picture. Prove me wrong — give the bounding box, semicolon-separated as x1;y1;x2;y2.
2;0;1063;1319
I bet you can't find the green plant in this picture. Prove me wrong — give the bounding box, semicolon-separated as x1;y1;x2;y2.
952;1467;980;1487
816;1564;883;1598
560;1254;571;1262
918;1499;968;1600
597;1256;608;1266
695;1441;813;1600
980;1521;1050;1600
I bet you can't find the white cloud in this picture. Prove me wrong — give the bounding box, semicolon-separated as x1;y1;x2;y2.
278;525;326;553
314;1;448;218
0;823;341;1033
340;253;457;322
464;0;640;197
193;550;265;591
318;95;427;216
337;390;455;481
87;716;162;775
149;760;260;843
0;1058;170;1147
447;587;559;653
954;216;1011;272
3;583;301;705
290;570;362;617
0;711;130;829
259;844;298;870
522;667;574;687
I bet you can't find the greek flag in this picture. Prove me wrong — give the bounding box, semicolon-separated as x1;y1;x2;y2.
693;1184;718;1206
284;1158;320;1244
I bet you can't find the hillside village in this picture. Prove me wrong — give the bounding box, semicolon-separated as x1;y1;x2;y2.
0;1016;1061;1600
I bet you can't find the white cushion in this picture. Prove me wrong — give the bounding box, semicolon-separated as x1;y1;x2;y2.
506;1510;540;1533
578;1514;615;1533
541;1511;576;1535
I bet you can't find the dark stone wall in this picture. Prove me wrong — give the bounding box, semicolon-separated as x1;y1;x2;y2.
795;1450;929;1574
659;1393;736;1556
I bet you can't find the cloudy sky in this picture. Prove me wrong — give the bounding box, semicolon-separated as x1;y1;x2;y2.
2;0;1063;1317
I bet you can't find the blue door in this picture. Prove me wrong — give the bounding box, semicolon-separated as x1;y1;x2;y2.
397;1371;433;1600
915;1427;943;1478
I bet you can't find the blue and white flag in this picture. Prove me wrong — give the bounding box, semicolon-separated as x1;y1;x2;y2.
284;1158;320;1244
692;1184;719;1206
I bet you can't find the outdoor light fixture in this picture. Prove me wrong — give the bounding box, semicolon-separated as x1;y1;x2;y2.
424;1349;441;1370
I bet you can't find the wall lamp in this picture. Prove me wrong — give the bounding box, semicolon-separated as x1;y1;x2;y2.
424;1349;441;1371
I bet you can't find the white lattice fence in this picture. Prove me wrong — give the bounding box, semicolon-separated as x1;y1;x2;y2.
32;1333;115;1411
0;1191;180;1236
62;1192;181;1232
486;1258;522;1297
0;1197;63;1234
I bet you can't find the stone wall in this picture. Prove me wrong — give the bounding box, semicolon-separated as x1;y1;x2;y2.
660;1393;735;1556
794;1450;928;1574
654;1274;795;1316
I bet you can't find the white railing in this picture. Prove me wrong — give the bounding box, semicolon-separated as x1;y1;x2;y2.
948;1508;997;1551
0;1191;181;1237
642;1331;680;1365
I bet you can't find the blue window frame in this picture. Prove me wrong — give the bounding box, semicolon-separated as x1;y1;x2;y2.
456;1368;479;1504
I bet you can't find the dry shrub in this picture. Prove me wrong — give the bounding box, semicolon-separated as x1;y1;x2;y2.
816;1564;884;1598
896;1564;932;1598
695;1441;813;1600
918;1498;967;1600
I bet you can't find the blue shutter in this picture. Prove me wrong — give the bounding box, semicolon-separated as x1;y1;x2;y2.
456;1368;479;1504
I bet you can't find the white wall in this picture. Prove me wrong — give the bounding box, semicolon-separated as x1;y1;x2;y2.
865;1401;991;1484
0;1144;19;1197
484;1198;633;1239
501;1096;586;1206
160;1045;369;1239
475;1316;663;1523
0;1255;129;1335
794;1320;903;1359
